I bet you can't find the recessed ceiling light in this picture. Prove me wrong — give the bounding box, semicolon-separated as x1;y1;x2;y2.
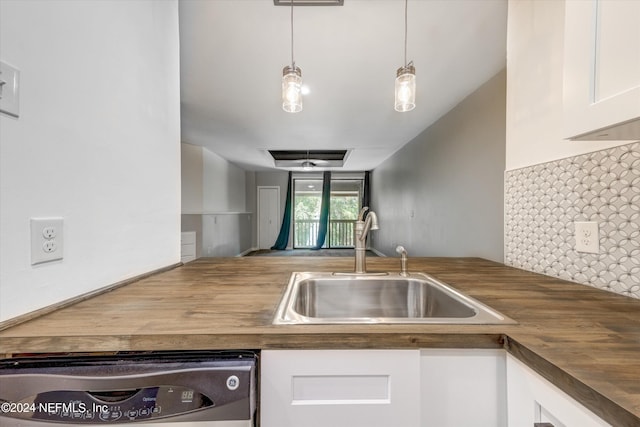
268;150;348;168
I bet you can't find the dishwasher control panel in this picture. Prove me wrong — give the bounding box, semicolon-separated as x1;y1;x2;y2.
2;385;213;423
0;351;257;425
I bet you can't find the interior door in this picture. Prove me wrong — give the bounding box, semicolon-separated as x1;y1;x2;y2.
258;186;280;249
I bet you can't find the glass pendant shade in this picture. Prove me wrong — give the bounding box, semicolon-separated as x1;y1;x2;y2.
282;65;303;113
395;64;416;112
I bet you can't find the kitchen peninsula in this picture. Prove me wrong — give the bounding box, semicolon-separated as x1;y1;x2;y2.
0;257;639;426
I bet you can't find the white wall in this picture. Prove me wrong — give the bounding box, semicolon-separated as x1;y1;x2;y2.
180;143;252;256
181;143;204;214
202;148;246;213
371;70;506;262
181;143;247;213
505;0;630;171
0;0;181;322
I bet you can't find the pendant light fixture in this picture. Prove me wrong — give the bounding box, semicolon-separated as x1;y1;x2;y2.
282;0;303;113
395;0;416;112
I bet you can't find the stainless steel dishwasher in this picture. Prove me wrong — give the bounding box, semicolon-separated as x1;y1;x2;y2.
0;351;257;426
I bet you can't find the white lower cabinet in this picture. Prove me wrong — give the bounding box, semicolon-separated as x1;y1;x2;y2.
180;231;196;263
506;354;611;427
261;349;506;427
260;349;421;427
420;349;507;427
261;349;611;427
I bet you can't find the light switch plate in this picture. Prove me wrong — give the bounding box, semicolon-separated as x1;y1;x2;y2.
574;221;599;254
0;61;20;118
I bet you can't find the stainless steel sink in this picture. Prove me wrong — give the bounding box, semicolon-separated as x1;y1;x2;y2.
273;272;516;325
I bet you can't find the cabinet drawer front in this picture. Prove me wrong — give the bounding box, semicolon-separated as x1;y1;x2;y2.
181;231;196;244
181;243;196;257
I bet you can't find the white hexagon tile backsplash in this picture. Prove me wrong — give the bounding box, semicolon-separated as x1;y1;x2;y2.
505;141;640;299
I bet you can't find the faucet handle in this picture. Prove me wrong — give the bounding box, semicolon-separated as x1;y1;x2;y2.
395;245;407;255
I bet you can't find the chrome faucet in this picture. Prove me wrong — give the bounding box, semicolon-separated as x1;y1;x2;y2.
396;245;409;276
354;207;379;274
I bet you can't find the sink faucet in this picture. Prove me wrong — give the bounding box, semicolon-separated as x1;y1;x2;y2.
354;207;379;274
396;245;409;276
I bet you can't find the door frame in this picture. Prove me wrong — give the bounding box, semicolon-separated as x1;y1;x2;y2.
257;186;281;250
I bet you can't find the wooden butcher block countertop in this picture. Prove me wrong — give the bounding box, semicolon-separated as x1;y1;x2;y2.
0;257;639;426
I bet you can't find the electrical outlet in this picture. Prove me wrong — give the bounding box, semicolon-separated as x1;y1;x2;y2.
31;218;64;264
574;221;599;254
42;226;57;239
42;240;57;253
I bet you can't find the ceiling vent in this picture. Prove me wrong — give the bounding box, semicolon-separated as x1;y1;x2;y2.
274;0;344;6
269;150;348;168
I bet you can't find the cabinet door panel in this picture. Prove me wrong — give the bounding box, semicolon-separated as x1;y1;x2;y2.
420;349;507;427
563;0;640;140
261;349;420;427
506;354;611;427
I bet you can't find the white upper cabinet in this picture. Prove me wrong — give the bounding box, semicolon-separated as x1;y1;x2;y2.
563;0;640;140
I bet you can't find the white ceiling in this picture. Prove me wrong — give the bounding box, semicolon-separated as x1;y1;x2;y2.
179;0;507;172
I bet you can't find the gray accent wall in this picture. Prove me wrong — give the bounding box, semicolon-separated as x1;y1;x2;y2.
371;70;506;262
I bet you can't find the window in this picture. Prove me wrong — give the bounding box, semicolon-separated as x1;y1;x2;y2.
293;178;363;248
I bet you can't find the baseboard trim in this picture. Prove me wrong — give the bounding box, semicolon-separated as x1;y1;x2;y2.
0;262;183;332
237;247;259;257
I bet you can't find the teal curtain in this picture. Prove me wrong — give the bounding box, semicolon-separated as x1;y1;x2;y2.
271;171;293;250
313;171;332;249
363;170;371;213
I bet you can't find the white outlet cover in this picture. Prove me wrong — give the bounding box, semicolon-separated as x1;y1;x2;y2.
574;221;599;254
31;218;64;264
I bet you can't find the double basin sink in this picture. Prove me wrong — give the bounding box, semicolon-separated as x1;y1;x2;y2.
273;272;515;325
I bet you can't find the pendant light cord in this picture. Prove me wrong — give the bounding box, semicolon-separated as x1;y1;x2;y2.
403;0;408;67
290;0;295;68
